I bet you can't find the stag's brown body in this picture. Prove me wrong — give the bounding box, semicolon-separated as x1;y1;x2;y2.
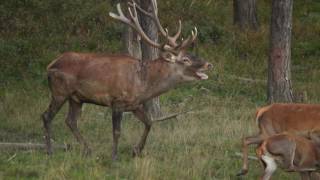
42;0;212;160
239;103;320;176
257;132;320;180
47;52;200;110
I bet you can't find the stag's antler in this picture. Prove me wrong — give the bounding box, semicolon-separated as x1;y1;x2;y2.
128;0;182;48
109;3;164;49
109;0;198;53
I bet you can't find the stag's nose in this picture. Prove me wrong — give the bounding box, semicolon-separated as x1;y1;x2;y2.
206;63;213;70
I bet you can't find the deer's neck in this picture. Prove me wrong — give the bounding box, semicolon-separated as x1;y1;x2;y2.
139;59;183;101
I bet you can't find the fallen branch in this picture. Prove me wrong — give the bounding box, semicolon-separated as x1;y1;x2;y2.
7;153;16;162
0;142;69;151
228;75;266;84
152;109;193;123
234;152;258;161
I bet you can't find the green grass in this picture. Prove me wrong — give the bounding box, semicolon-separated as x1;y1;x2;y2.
1;0;320;179
1;71;316;180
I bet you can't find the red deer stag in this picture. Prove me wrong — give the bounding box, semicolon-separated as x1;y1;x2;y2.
41;0;212;160
256;131;320;180
238;103;320;176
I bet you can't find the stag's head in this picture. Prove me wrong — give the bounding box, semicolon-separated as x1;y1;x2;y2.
109;0;212;81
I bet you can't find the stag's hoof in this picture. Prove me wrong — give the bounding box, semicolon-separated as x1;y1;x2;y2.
132;146;142;157
236;169;248;176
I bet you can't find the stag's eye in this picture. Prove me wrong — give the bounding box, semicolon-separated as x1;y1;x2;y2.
181;57;192;65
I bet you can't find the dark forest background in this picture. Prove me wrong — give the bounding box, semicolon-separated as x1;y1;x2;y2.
0;0;319;179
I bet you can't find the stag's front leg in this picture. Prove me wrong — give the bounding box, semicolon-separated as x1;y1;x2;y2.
132;107;152;157
111;110;123;160
65;99;91;155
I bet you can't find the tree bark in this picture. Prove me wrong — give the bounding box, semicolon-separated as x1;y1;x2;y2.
233;0;259;31
121;0;141;59
124;27;142;59
139;0;162;119
267;0;294;103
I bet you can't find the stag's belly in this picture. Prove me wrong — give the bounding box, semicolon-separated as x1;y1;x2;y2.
72;81;143;111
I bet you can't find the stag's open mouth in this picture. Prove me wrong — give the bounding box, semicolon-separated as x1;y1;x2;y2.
196;71;208;80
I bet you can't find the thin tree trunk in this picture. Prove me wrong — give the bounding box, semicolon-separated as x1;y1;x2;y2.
267;0;294;103
233;0;259;31
123;0;161;118
124;27;141;59
139;0;162;119
121;0;141;58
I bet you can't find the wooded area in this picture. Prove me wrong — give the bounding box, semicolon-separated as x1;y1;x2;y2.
0;0;319;179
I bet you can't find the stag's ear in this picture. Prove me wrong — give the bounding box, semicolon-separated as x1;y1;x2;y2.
161;52;177;63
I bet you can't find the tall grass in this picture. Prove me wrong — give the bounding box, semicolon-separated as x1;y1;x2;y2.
0;0;319;179
0;76;313;180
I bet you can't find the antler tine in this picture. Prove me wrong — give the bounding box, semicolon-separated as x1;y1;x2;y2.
152;0;158;15
150;0;184;48
178;27;198;50
172;20;182;42
129;3;163;48
109;4;131;24
149;0;167;37
127;0;183;49
110;3;163;49
128;0;167;39
128;0;153;18
110;1;195;52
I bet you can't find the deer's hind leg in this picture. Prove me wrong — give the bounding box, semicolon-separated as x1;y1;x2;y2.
42;96;67;155
65;99;91;155
238;134;264;176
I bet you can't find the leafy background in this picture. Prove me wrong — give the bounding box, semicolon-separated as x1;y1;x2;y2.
0;0;319;179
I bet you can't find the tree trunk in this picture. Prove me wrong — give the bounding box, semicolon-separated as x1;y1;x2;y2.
124;27;141;59
139;0;162;119
121;0;141;59
267;0;294;103
233;0;259;31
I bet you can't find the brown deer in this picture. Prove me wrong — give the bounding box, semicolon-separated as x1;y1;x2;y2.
238;103;320;176
41;0;212;160
256;131;320;180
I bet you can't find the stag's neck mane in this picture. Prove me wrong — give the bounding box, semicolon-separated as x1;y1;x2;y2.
138;58;183;101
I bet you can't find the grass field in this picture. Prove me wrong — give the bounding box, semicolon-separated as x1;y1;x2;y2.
1;0;320;179
1;61;319;180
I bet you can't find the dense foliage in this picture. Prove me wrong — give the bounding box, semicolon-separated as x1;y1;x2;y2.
0;0;319;85
0;0;319;179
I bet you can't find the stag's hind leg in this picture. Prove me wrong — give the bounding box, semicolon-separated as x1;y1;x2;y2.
42;96;67;155
65;99;91;155
132;107;152;157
